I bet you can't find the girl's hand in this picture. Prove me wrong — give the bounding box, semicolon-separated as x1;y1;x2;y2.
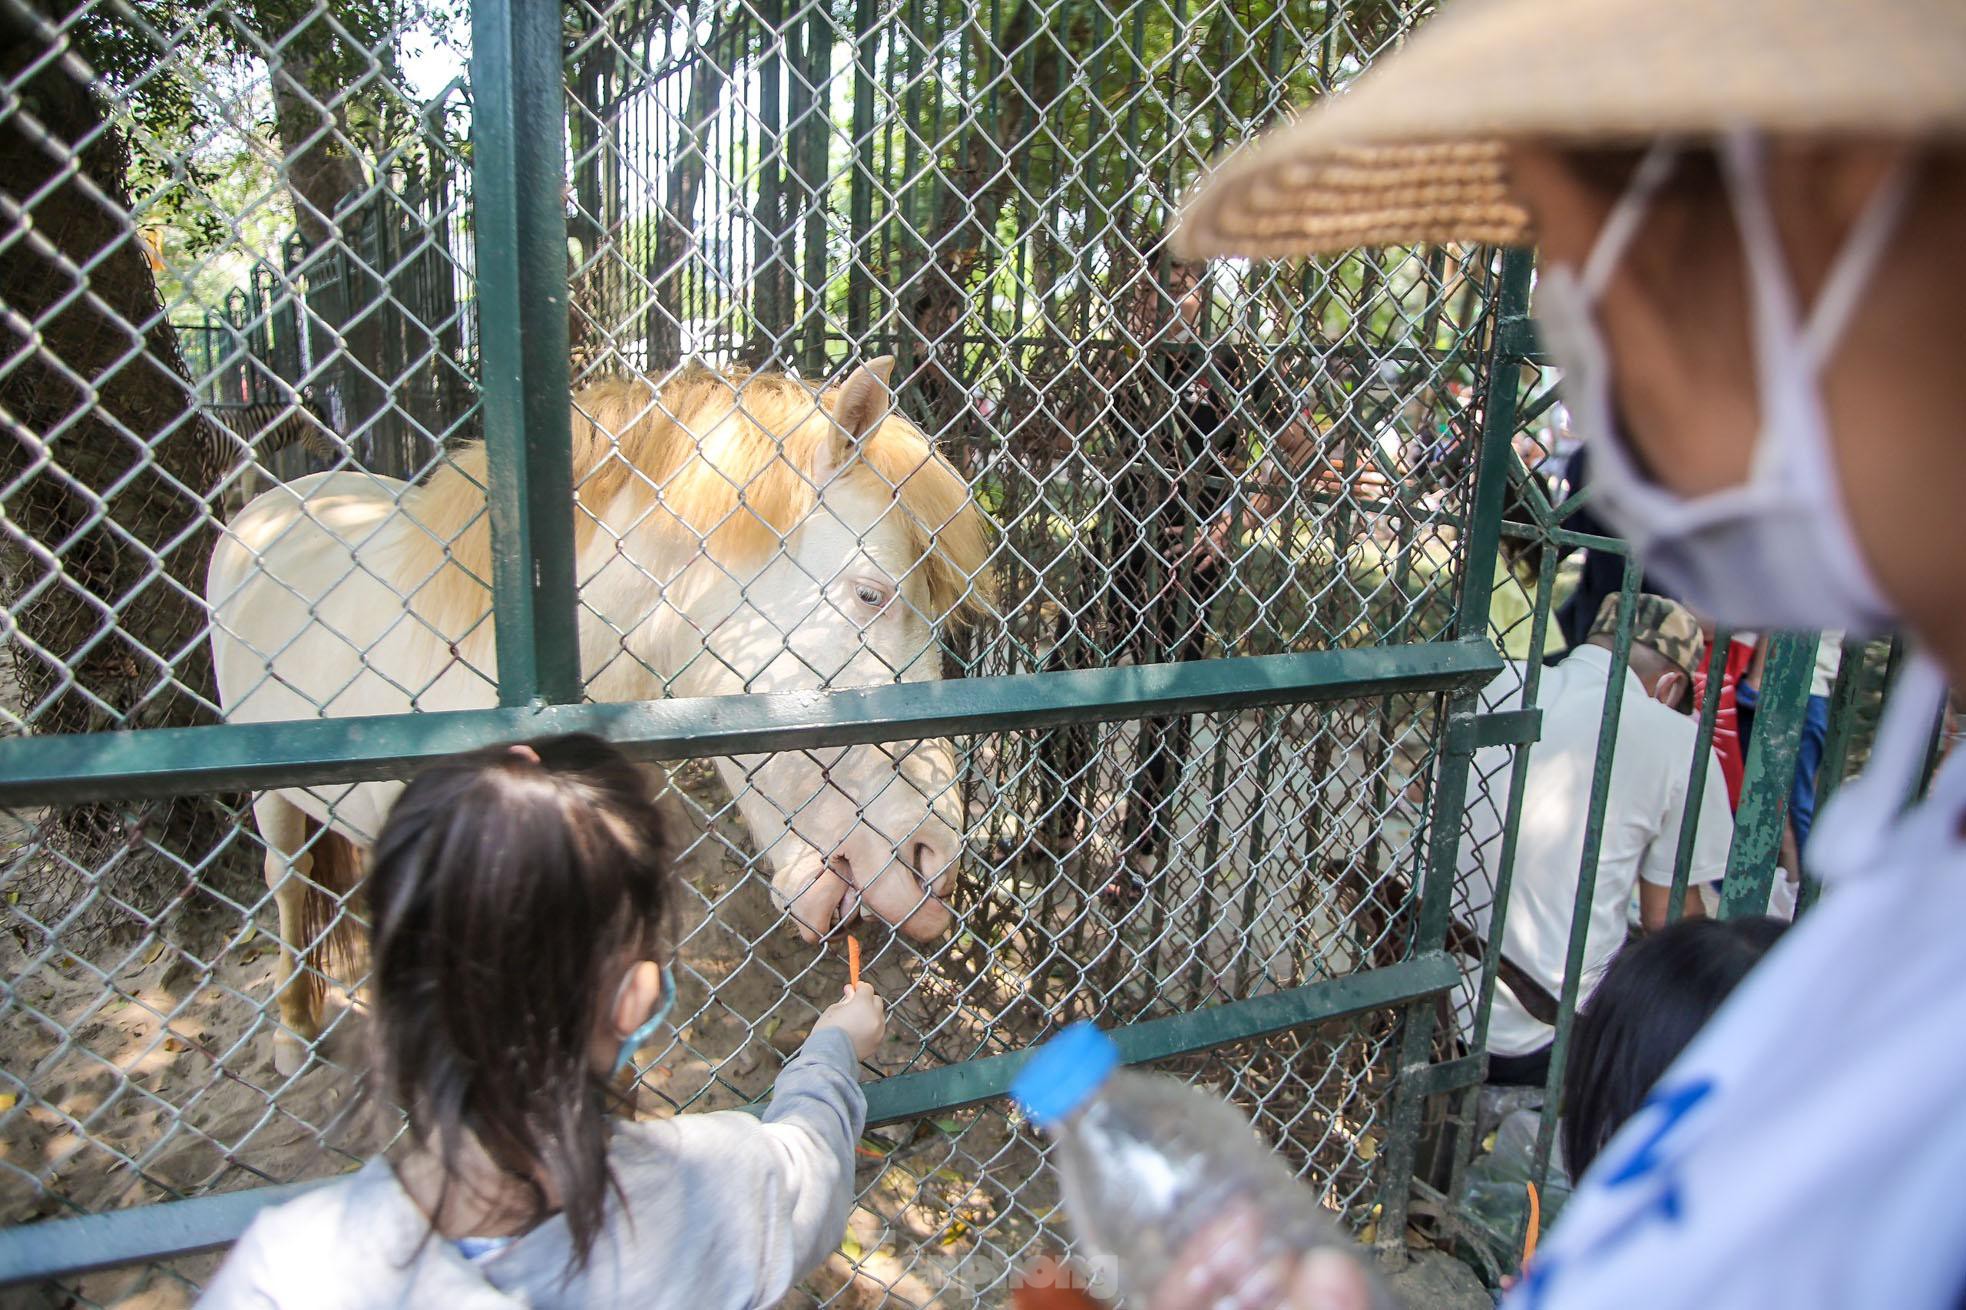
815;981;886;1061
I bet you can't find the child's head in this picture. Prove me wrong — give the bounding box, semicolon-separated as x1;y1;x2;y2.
367;734;676;1263
1562;915;1787;1177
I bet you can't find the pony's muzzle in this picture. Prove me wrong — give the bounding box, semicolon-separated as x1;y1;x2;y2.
773;764;962;942
781;857;852;944
811;822;958;943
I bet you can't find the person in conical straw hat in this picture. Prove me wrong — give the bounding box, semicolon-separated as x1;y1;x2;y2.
1153;2;1966;1307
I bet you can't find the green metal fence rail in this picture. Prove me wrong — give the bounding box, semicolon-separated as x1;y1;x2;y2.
0;645;1501;807
0;951;1463;1288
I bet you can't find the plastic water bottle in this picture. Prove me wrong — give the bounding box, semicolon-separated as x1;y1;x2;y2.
1011;1022;1393;1309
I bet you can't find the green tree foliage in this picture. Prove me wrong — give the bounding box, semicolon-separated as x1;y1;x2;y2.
69;1;424;265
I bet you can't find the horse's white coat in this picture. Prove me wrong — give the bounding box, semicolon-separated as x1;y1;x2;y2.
210;461;962;930
208;366;983;1068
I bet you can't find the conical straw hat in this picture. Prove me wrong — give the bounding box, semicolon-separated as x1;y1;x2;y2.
1173;0;1966;260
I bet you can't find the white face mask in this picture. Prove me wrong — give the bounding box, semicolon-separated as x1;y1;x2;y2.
1534;132;1915;635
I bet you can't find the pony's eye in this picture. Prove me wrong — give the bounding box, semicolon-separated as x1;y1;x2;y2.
852;581;891;611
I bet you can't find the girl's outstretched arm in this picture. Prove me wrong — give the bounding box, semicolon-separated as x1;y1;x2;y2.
751;1024;868;1276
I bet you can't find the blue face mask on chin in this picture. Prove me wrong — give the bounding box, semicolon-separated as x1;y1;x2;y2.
611;963;676;1078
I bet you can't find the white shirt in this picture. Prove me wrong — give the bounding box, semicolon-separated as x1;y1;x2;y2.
1812;631;1844;699
200;1029;865;1309
1509;723;1966;1308
1455;646;1734;1057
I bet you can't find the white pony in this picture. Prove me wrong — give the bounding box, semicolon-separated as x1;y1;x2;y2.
207;359;993;1070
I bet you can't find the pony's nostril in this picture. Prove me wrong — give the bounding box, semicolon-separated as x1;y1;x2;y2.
828;856;861;931
910;841;943;890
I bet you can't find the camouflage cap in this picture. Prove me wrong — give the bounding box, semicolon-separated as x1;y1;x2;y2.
1590;594;1705;675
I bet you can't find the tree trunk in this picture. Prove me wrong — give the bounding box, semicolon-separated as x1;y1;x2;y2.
651;6;736;366
568;5;612;374
0;2;244;934
245;0;392;458
899;0;1068;431
747;0;791;362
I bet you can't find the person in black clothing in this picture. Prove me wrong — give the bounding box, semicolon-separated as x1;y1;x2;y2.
1551;443;1670;655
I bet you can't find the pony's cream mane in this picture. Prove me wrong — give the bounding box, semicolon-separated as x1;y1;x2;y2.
398;364;993;649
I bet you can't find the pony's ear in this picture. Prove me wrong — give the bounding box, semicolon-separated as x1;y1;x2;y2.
822;357;897;476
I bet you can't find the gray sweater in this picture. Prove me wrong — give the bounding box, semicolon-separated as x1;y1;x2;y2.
199;1028;865;1309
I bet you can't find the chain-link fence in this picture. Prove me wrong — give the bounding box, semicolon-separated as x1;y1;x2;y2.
0;0;1542;1303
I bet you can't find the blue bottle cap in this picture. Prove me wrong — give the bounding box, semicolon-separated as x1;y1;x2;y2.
1011;1021;1120;1129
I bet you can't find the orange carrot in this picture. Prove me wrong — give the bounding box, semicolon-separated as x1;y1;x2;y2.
847;934;861;990
1522;1181;1542;1267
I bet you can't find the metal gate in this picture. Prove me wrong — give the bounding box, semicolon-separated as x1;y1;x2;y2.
0;0;1895;1303
1439;252;1920;1278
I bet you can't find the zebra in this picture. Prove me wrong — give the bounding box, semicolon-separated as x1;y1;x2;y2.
199;393;349;516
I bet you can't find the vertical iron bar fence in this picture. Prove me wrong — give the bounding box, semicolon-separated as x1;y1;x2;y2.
1446;254;1911;1279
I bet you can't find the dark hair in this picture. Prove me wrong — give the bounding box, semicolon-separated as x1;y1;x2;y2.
367;734;675;1270
1561;916;1786;1178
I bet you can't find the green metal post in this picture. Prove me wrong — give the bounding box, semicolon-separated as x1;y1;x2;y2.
1446;526;1555;1212
753;0;786;351
1666;624;1733;925
1373;246;1530;1251
1473;563;1560;882
1530;560;1641;1182
1719;633;1819;919
797;2;830;367
1878;634;1909;712
1916;699;1948;801
471;0;581;707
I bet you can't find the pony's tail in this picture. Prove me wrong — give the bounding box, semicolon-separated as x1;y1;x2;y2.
295;816;367;1017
